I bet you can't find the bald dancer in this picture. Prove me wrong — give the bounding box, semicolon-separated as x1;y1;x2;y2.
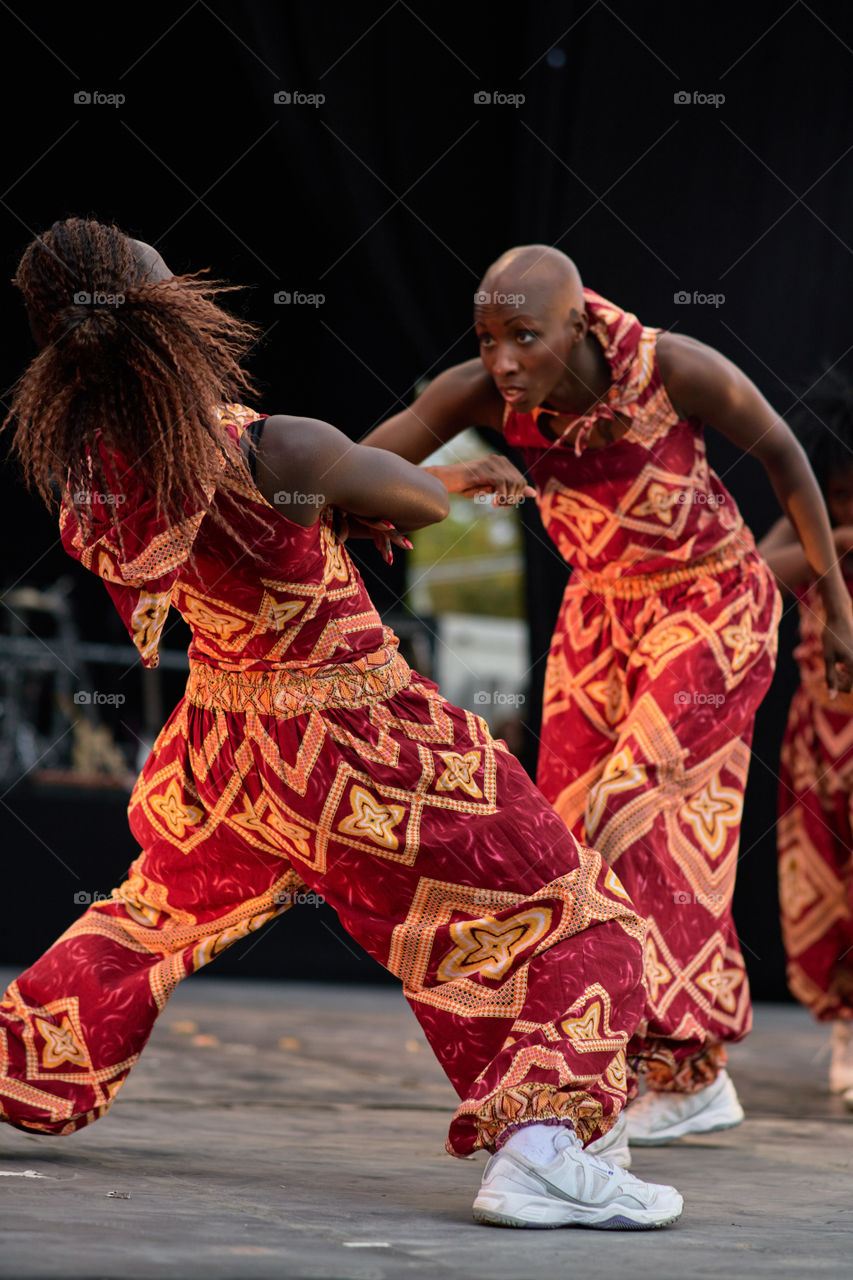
364;246;853;1146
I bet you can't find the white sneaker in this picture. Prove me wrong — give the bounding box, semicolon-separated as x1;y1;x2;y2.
472;1128;683;1230
829;1021;853;1094
625;1070;744;1146
586;1112;631;1168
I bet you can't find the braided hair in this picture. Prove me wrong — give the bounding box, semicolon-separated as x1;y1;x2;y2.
4;216;261;557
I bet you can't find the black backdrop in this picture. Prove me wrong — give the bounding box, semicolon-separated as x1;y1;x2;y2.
2;0;852;996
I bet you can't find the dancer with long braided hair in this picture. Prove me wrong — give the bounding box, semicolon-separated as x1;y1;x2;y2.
0;219;683;1230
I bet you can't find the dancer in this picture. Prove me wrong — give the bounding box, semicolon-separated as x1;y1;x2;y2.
758;372;853;1108
0;219;683;1231
363;244;853;1145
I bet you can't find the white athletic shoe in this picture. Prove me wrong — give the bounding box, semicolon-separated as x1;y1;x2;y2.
829;1021;853;1094
586;1112;631;1168
625;1070;744;1146
472;1128;683;1230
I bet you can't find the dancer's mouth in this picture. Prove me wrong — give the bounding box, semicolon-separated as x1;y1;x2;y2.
498;385;526;404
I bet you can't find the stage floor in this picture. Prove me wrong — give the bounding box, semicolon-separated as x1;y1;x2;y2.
0;971;850;1279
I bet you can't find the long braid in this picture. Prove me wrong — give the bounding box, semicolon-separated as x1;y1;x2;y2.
3;217;262;560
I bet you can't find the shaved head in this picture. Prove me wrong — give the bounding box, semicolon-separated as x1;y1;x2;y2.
479;245;584;318
130;238;172;283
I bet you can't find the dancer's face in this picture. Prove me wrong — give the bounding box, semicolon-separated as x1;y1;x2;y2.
826;465;853;527
474;285;584;413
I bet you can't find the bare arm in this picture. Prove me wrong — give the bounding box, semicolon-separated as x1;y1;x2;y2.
658;331;853;690
362;361;533;503
249;415;449;531
758;515;853;596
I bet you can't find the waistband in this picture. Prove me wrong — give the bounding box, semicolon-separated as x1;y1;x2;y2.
185;641;413;718
569;533;758;600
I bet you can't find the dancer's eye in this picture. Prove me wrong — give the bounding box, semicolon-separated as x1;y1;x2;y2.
477;333;495;347
515;329;538;345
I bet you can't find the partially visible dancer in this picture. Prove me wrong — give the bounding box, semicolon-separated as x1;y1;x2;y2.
364;245;853;1147
759;371;853;1109
0;218;683;1231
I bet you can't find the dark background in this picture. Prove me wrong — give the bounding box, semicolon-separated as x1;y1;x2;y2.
2;0;851;997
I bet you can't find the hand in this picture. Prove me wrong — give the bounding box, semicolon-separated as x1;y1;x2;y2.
425;457;536;506
822;607;853;696
331;510;413;565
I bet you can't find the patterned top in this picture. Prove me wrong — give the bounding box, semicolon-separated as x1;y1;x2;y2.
503;289;748;579
59;404;386;670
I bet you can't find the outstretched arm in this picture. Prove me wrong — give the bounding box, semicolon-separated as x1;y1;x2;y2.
362;361;533;504
658;331;853;691
249;415;450;532
758;516;853;596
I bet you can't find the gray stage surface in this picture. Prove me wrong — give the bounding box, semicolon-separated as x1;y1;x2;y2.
0;970;850;1280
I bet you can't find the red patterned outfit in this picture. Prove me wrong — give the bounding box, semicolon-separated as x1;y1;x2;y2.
0;405;648;1156
778;579;853;1020
504;292;782;1092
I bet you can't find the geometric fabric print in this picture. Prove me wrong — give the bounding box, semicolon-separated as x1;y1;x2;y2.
643;935;672;1007
337;785;406;850
629;480;685;526
694;951;744;1015
584;664;629;727
558;992;625;1055
34;1015;89;1070
720;610;762;673
585;747;648;839
435;751;483;798
180;594;247;644
231;794;313;861
149;777;204;840
437;907;552;982
680;774;743;859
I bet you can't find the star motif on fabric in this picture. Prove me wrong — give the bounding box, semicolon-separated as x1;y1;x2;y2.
150;777;204;839
778;851;820;919
338;785;405;849
435;751;483;798
721;610;762;672
640;622;695;661
323;539;349;584
233;797;313;859
681;775;742;858
437;907;552;982
181;596;246;641
630;481;684;525
643;937;672;1004
550;493;607;542
585;665;629;726
130;592;170;663
560;1002;604;1044
267;598;305;627
695;952;743;1014
35;1015;89;1069
586;747;648;837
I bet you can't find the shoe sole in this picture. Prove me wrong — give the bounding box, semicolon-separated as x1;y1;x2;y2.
472;1193;683;1231
629;1112;744;1147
